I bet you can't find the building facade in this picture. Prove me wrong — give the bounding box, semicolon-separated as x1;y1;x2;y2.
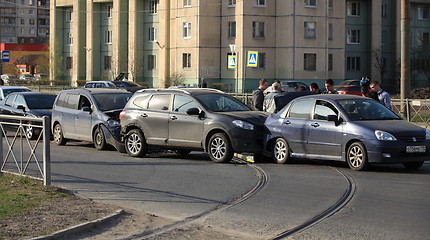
50;0;430;92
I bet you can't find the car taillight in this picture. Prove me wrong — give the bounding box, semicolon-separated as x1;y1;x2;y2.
119;110;126;120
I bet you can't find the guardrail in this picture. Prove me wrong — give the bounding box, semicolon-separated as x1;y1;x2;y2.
0;115;51;185
391;99;430;128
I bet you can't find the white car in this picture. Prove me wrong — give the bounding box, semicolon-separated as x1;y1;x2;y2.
0;86;32;101
0;74;18;85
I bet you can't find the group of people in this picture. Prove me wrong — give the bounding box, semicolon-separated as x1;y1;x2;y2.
253;78;391;114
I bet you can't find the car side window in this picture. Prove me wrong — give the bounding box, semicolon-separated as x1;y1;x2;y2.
288;99;314;119
12;95;26;109
78;96;91;110
314;100;338;121
5;95;15;106
56;92;67;107
133;95;150;109
148;94;170;111
85;83;94;88
173;95;199;113
65;94;79;110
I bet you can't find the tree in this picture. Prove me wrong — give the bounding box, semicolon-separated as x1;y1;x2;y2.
169;72;185;87
372;48;386;85
410;44;430;87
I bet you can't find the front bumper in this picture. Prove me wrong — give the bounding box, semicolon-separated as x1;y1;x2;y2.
101;124;126;153
364;139;430;163
228;127;264;154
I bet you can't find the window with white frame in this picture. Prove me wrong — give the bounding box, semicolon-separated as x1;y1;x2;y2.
65;10;72;22
29;0;34;5
347;29;360;44
305;0;316;7
183;22;191;38
148;27;157;41
104;30;112;44
228;21;236;38
67;32;73;45
257;52;266;69
149;0;158;14
29;28;35;34
20;18;24;24
106;5;112;18
328;54;333;71
184;0;191;7
347;2;360;16
304;22;316;39
304;53;316;71
148;55;156;70
228;0;236;7
347;56;360;71
252;21;265;38
328;0;333;9
418;32;429;46
417;6;430;20
256;0;265;6
20;28;24;34
328;23;333;40
183;53;191;68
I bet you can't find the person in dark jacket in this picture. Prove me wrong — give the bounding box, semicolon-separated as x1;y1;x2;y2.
252;79;269;111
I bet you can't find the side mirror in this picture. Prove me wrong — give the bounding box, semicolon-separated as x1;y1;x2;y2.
82;106;92;113
327;115;338;122
17;105;26;112
186;107;200;115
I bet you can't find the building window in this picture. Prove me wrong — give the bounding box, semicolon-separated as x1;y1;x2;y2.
148;27;157;41
149;0;158;14
304;22;316;39
256;0;265;6
252;21;265;38
29;29;35;34
381;3;387;18
65;10;72;22
20;19;24;24
347;29;360;44
418;32;429;46
305;0;316;7
182;53;191;68
257;52;266;69
148;55;156;70
328;23;333;40
347;2;360;16
228;0;236;7
328;54;333;71
29;9;34;15
184;0;191;7
29;0;34;5
347;57;360;71
183;22;191;38
104;56;112;70
66;57;73;70
228;21;236;38
304;53;317;71
104;30;112;44
29;19;35;25
328;0;333;9
106;4;112;18
417;6;430;20
20;28;24;34
67;32;73;45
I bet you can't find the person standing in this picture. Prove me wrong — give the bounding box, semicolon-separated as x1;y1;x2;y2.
263;82;282;114
199;78;207;88
360;76;370;96
252;79;269;111
370;80;391;109
310;82;321;94
323;79;338;94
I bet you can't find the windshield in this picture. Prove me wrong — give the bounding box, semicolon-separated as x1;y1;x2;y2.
93;93;132;111
4;88;31;97
337;99;401;121
194;94;251;112
25;95;56;109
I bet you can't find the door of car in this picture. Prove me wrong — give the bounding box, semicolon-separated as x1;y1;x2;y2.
0;95;16;115
307;100;343;159
61;93;80;139
168;94;204;148
74;95;93;141
281;99;314;154
141;94;170;146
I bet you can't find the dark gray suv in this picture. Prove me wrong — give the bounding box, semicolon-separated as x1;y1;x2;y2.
120;88;268;163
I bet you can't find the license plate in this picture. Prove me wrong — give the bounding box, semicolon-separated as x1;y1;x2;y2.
406;146;426;153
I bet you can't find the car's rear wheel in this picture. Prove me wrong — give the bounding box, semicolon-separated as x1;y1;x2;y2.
93;127;107;150
403;161;424;170
125;129;147;158
208;133;233;163
347;142;369;171
53;123;67;145
25;125;40;140
273;138;291;164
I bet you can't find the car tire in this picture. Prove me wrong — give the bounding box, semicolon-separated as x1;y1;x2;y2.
53;123;67;145
176;150;191;157
125;129;147;158
346;142;369;171
25;125;40;140
273;138;291;164
93;127;107;150
208;133;233;163
403;161;424;170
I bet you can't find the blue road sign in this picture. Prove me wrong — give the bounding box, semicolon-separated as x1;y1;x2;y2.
247;51;258;67
228;55;237;69
2;51;10;63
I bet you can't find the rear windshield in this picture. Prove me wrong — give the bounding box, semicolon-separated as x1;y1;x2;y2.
4;88;31;97
93;93;132;111
25;95;56;109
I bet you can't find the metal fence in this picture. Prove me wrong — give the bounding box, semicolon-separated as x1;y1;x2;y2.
0;115;51;185
391;99;430;128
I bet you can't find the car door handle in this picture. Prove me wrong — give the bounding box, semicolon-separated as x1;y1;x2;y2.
311;123;320;128
170;116;177;120
283;120;291;125
140;113;148;118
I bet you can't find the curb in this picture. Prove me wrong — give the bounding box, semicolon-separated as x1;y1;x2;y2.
28;209;125;240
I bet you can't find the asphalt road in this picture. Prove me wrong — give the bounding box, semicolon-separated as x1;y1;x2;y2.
7;141;430;239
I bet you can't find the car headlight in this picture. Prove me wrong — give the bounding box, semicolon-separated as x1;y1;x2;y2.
426;129;430;140
375;130;397;141
107;119;120;127
232;120;254;130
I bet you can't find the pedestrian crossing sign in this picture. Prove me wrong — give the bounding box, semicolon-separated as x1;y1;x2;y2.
247;51;258;67
228;55;237;69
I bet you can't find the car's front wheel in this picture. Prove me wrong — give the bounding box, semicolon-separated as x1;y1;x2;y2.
53;123;67;145
25;125;40;140
346;142;369;171
273;138;291;164
93;127;107;150
208;133;233;163
403;161;424;170
125;129;147;158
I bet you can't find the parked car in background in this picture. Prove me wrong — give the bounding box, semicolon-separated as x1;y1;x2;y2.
0;92;56;139
336;79;361;87
110;81;146;93
120;88;268;162
51;88;132;152
264;81;309;94
265;94;430;170
84;81;116;89
336;85;362;96
18;74;34;81
0;74;18;85
34;73;48;81
0;86;31;101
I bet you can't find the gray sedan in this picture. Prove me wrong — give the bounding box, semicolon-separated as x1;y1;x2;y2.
264;94;430;170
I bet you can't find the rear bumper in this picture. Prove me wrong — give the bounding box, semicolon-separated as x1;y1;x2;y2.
101;125;126;153
365;139;430;163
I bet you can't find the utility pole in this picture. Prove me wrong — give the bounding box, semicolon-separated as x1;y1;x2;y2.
400;0;411;117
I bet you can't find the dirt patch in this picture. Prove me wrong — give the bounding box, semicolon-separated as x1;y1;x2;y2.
411;88;430;99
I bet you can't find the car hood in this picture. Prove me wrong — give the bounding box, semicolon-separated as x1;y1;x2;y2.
28;109;52;117
217;111;269;126
355;120;426;137
103;109;122;121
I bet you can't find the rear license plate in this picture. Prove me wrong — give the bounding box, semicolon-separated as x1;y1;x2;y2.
406;146;426;153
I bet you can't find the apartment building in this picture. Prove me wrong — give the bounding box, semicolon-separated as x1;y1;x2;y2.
50;0;430;91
